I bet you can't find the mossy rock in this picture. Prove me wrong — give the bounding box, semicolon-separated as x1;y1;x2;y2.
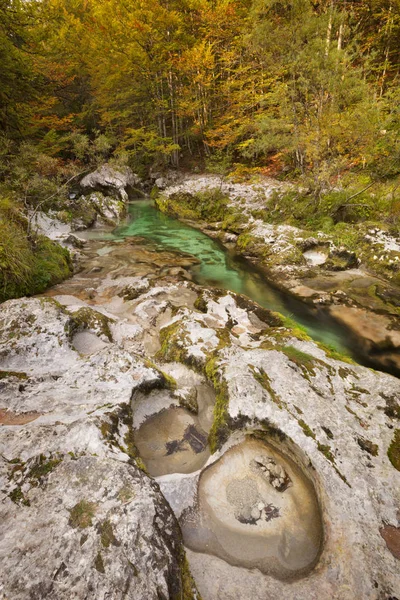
69;307;114;342
69;499;97;529
0;218;73;303
156;188;233;225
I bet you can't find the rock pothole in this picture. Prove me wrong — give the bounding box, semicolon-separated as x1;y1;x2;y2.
133;381;215;477
180;436;323;581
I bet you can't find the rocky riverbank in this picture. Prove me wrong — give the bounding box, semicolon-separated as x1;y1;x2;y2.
1;222;399;599
155;173;400;375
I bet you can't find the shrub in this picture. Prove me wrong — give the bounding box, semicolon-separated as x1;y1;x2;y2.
0;198;72;302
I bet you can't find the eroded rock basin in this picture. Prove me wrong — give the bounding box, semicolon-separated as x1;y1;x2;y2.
181;437;323;581
133;379;215;477
135;407;210;477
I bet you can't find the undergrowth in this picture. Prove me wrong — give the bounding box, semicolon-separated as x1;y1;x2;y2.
0;197;72;302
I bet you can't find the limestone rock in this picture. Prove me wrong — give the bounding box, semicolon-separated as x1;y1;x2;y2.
156;288;400;599
80;165;142;201
0;297;196;599
0;454;186;600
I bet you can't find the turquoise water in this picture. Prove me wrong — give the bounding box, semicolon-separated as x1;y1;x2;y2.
87;199;351;354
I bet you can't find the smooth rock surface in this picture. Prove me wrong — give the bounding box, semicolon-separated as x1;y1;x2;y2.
80;164;141;201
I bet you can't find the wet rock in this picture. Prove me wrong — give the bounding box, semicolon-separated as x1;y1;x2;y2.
181;438;322;580
61;233;87;248
250;454;292;491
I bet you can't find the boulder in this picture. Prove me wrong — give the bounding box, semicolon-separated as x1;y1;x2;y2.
80;165;142;201
0;297;196;599
0;455;187;600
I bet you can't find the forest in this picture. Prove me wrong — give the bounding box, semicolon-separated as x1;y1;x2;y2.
1;0;400;298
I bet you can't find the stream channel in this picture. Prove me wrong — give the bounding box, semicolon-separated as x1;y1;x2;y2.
86;198;371;361
76;198;362;590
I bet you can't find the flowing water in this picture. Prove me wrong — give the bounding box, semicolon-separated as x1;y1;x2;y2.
78;200;328;586
84;199;359;355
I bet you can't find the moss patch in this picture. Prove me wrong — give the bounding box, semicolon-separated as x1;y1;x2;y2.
0;212;73;303
249;365;282;408
317;442;335;463
156;188;232;225
357;437;379;456
156;320;187;363
205;356;230;453
381;394;400;420
9;486;30;506
281;345;319;381
99;403;148;472
179;553;200;600
69;500;97;529
317;342;355;365
94;552;105;574
70;307;114;341
298;419;316;439
0;370;27;380
27;454;62;483
278;315;311;342
387;429;400;471
99;519;120;548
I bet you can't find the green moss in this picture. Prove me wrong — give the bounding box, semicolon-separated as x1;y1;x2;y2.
9;487;30;506
28;454;62;482
100;421;112;438
278;315;311;342
317;342;355;364
221;212;248;233
249;365;282;408
99;403;148;473
387;429;400;471
321;426;334;439
194;292;208;313
338;366;353;378
205;356;231;453
69;500;97;529
159;370;177;390
357;437;379;456
236;232;258;252
281;345;316;378
381;394;400;420
156;320;187;363
216;327;232;349
156;188;232;226
94;552;105;574
252;423;288;444
178;388;199;414
179;553;201;600
0;214;73;303
0;370;27;380
317;442;335;463
99;520;120;548
298;419;316;439
70;307;114;341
